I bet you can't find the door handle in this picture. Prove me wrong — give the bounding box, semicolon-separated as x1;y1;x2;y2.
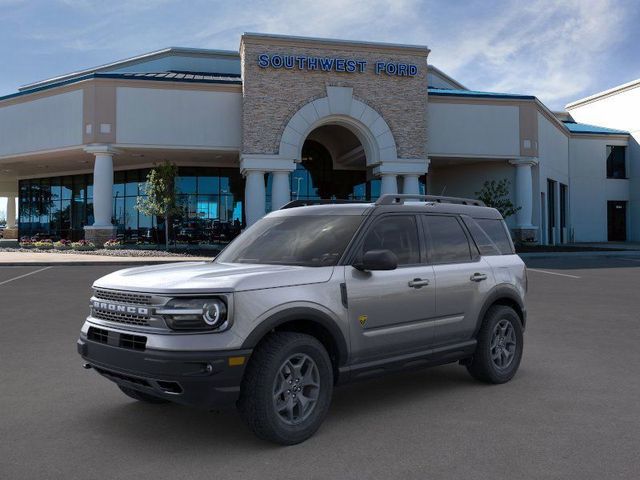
408;278;430;288
470;273;488;282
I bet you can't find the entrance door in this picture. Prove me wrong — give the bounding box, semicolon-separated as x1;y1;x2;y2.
345;214;436;363
608;201;627;241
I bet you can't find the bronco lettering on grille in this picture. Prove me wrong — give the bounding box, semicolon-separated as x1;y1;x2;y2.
92;300;149;316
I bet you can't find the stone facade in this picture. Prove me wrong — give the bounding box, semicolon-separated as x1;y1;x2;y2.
240;34;429;160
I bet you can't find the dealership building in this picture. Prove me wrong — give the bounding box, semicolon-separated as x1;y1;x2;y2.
0;33;636;246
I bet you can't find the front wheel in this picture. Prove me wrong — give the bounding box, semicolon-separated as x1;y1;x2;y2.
466;305;523;384
238;332;334;445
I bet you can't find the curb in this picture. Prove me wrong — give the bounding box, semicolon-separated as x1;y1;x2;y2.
0;259;207;267
519;251;640;259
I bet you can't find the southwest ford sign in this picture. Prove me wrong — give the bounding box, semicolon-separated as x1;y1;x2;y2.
258;53;418;77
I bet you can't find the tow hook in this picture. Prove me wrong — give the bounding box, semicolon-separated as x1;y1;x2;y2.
82;363;92;370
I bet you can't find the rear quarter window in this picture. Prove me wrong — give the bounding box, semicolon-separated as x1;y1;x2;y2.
474;218;515;255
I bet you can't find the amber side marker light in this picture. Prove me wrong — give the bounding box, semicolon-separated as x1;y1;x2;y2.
228;356;246;367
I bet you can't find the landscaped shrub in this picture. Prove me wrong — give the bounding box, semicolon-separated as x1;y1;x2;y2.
19;239;34;249
54;239;72;250
33;240;54;250
71;240;96;251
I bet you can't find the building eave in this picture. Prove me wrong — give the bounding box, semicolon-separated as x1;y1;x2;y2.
1;72;242;104
566;78;640;110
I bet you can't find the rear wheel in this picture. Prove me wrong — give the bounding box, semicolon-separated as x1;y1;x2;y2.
118;385;169;404
238;332;333;445
466;305;523;384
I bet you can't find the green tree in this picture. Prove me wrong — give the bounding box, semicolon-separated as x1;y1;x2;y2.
136;161;181;250
475;179;521;219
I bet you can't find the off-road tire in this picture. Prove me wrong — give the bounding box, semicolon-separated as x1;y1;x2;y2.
118;385;170;404
466;305;523;384
238;332;334;445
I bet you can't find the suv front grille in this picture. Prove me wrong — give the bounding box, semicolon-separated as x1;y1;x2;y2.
86;326;147;351
94;289;152;305
87;326;109;344
92;309;151;326
119;333;147;351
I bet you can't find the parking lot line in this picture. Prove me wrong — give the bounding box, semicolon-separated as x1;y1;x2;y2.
0;266;52;287
527;268;581;279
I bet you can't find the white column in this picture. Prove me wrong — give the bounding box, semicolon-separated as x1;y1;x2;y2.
244;170;266;226
380;174;398;195
271;171;291;210
91;152;115;227
509;158;538;228
401;175;420;195
6;195;16;228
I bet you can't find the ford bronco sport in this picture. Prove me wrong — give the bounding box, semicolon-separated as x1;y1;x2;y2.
77;194;527;444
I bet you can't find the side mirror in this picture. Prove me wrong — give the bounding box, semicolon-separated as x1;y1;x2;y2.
354;249;398;271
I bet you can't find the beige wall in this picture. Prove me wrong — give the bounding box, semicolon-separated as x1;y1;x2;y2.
0;90;83;157
116;87;243;149
240;35;428;159
427;102;520;157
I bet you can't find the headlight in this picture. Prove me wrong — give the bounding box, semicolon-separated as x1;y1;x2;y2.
157;298;228;331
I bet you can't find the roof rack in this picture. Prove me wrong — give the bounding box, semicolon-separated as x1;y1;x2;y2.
375;194;486;207
280;199;370;209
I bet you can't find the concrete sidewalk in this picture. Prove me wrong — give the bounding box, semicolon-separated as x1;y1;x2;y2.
0;251;211;266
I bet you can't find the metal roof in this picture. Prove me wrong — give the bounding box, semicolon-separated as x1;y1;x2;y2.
19;47;240;92
562;121;629;135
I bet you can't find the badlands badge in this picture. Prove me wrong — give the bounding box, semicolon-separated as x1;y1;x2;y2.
358;314;368;327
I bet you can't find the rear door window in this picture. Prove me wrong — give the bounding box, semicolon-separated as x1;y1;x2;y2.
422;215;473;264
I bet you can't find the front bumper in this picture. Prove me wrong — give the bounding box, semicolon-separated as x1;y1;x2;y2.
77;335;251;409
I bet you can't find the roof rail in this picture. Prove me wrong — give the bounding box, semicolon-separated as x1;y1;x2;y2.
375;194;486;207
280;199;371;209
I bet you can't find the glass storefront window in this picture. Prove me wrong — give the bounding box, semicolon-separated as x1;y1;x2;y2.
19;167;244;244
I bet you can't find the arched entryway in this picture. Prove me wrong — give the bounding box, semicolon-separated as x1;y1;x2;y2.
270;124;382;208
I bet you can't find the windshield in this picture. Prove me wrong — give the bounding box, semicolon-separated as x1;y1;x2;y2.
215;215;364;267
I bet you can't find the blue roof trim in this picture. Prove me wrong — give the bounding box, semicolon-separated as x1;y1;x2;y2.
562;121;628;135
0;72;242;102
428;87;535;100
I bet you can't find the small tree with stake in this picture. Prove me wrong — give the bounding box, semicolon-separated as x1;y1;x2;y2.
136;161;181;250
475;179;521;219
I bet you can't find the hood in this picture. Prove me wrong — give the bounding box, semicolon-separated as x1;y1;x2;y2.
93;261;334;294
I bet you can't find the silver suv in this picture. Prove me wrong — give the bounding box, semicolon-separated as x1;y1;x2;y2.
77;194;527;444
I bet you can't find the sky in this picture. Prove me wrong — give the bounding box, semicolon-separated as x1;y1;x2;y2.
0;0;639;217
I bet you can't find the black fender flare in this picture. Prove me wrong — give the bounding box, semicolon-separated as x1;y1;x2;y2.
241;307;349;366
474;284;526;336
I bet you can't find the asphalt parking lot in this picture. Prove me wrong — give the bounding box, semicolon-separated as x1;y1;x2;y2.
1;256;639;480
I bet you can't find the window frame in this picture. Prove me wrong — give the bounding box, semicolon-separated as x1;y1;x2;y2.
421;213;480;266
606;145;627;179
